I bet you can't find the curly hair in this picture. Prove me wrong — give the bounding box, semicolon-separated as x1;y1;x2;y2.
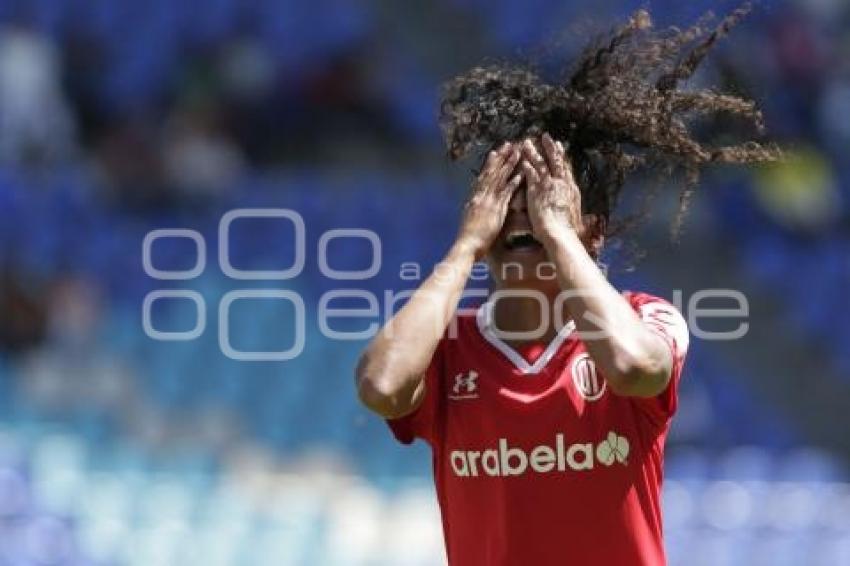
439;3;782;237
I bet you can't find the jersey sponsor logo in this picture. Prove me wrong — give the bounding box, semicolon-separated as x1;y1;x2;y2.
449;370;479;400
448;431;630;478
571;353;606;401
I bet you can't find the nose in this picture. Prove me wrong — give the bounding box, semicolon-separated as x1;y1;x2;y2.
508;187;528;214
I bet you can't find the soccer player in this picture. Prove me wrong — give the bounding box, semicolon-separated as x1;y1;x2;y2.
356;7;778;565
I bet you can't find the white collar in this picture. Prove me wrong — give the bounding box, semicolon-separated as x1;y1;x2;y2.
475;301;576;375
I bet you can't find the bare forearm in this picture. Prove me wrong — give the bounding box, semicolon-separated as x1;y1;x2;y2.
357;239;477;417
356;144;521;418
515;133;672;396
543;227;671;396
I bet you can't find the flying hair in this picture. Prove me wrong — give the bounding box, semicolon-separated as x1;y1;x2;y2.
439;3;782;238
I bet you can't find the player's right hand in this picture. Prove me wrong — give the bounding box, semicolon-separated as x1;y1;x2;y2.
458;142;522;260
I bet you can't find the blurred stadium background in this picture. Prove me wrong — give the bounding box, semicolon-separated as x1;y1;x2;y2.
0;0;849;564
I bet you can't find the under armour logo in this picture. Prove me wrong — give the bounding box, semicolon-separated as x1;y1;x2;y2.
450;370;479;399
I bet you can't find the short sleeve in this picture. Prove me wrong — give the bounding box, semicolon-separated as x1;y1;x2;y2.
385;339;446;445
627;293;690;424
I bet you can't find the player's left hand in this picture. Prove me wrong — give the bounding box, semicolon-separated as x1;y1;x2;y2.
520;133;583;243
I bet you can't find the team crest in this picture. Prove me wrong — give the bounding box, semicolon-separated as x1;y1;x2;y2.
571;354;606;401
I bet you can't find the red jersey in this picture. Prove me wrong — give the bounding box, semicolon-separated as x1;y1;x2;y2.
387;292;690;566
